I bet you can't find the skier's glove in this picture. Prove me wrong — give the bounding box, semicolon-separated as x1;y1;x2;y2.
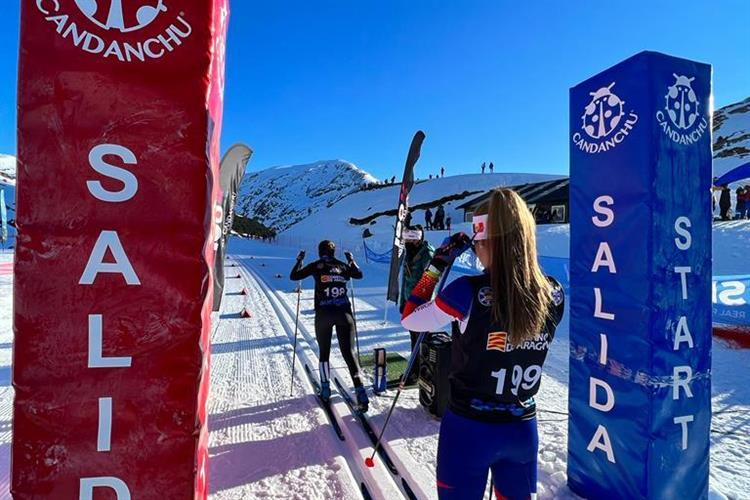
344;251;354;263
296;250;305;261
430;232;472;273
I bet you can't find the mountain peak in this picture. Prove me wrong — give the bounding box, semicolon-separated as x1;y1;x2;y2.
714;96;750;176
236;159;378;231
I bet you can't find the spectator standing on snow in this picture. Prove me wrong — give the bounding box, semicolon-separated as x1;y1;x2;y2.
489;162;494;174
719;184;731;220
425;208;433;230
434;205;446;230
405;210;413;227
742;186;750;219
399;226;435;385
736;186;746;220
446;216;452;234
441;166;445;178
481;162;486;174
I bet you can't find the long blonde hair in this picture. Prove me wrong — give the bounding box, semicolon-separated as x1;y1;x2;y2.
475;188;551;344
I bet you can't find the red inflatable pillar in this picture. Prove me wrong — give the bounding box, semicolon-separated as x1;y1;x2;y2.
13;1;228;498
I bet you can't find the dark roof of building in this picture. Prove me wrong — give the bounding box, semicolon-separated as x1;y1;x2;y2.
457;177;570;211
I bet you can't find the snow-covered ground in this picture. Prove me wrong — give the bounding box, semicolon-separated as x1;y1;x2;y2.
207;262;362;499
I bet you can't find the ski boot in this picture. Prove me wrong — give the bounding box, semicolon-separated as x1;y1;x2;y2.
319;381;331;403
355;386;369;413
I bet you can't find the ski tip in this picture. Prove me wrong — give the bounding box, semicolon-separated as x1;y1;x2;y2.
364;457;375;468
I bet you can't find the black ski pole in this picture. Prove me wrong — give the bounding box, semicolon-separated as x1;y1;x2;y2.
365;330;427;468
365;257;459;469
289;281;302;397
350;278;361;365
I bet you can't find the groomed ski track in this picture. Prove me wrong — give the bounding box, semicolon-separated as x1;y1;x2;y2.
235;250;559;500
208;259;364;499
239;259;411;500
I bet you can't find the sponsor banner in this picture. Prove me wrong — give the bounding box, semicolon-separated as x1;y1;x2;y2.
568;52;712;498
13;1;228;498
713;275;750;328
214;144;253;311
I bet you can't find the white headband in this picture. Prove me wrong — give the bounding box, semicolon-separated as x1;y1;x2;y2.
402;228;423;242
472;214;488;241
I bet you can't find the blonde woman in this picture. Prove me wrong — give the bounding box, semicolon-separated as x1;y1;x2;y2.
401;189;565;499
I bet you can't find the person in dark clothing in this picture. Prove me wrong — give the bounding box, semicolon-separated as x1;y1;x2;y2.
290;240;369;410
446;216;452;234
441;166;445;178
736;186;746;220
481;162;486;174
742;185;750;219
489;162;494;174
434;205;446;230
398;226;435;385
404;209;413;228
425;208;434;230
719;185;731;220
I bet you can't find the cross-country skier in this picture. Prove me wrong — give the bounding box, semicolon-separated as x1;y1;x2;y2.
401;188;565;500
399;226;435;385
290;240;369;411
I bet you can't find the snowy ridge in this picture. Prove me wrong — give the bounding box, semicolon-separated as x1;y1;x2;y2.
0;155;14;186
236;160;378;231
713;97;750;177
281;172;564;253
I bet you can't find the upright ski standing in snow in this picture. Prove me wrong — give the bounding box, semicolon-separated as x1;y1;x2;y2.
384;131;426;323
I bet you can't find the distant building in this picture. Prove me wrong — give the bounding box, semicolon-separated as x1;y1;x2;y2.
457;178;570;225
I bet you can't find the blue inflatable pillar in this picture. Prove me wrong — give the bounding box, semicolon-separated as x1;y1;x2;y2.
568;52;712;499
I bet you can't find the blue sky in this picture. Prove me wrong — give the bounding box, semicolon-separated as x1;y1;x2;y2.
0;1;748;179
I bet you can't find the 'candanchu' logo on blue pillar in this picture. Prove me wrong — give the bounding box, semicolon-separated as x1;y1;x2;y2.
572;82;639;154
568;51;712;500
656;74;709;145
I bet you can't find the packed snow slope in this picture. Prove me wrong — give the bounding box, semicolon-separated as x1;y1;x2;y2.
236;160;378;231
281;172;564;252
714;97;750;178
0;155;13;186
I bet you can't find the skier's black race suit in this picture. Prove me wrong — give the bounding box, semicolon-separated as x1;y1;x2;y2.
290;255;364;387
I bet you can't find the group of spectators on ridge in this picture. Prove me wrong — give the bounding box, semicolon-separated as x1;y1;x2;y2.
714;180;750;220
